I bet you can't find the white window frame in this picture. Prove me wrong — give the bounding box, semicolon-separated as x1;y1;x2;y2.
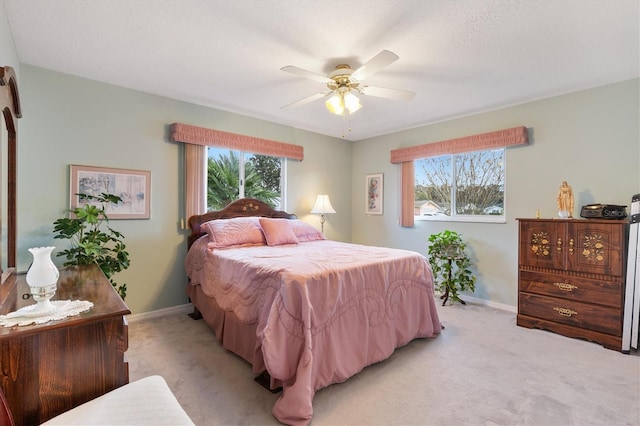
414;149;506;224
206;148;287;210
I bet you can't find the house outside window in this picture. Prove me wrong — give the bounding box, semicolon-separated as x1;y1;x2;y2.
207;147;285;211
415;148;505;223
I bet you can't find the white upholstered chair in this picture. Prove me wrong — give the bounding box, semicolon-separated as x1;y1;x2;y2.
1;375;194;426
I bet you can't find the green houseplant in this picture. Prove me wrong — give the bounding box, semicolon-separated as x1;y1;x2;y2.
427;230;476;305
53;193;130;299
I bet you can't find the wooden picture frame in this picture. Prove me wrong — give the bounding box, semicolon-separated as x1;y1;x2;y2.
70;165;151;219
365;173;383;215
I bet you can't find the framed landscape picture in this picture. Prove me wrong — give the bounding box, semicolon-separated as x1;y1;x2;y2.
70;165;151;219
365;173;383;215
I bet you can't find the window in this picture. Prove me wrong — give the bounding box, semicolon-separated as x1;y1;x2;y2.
414;148;505;222
174;124;302;222
392;126;526;227
207;147;285;211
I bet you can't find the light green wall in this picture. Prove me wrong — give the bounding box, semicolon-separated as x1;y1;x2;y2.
3;0;638;312
16;65;352;314
352;79;640;307
0;1;19;76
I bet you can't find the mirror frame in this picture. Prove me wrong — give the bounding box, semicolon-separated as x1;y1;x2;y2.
0;66;21;282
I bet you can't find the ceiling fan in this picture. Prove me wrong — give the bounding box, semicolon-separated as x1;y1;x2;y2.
280;50;415;116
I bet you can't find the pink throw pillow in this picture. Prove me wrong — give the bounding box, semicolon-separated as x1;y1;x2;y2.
291;220;326;242
259;218;299;246
204;217;265;248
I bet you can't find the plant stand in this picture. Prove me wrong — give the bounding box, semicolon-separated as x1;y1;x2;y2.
428;230;476;306
439;257;466;306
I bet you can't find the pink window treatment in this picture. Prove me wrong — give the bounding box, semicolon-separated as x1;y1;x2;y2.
173;123;304;224
400;161;415;227
390;126;528;163
393;126;528;227
184;144;207;221
170;123;303;161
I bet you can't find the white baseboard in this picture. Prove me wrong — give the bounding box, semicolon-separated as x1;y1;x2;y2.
126;303;193;323
463;295;517;313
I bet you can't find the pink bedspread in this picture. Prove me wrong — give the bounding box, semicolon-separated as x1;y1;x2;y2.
186;239;442;425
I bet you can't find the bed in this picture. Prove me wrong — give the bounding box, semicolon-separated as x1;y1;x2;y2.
184;198;442;425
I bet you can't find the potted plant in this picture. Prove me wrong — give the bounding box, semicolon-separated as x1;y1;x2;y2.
427;230;476;305
53;193;130;299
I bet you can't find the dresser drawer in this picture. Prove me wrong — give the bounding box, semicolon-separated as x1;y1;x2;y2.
519;270;622;308
518;292;621;336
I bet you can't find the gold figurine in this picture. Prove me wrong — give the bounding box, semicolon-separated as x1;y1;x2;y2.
557;181;574;219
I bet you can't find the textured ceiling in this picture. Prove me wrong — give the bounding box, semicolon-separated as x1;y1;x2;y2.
4;0;639;141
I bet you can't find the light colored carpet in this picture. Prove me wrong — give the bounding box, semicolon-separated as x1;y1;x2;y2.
126;303;640;425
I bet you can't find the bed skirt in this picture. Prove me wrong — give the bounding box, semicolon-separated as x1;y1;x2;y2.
186;282;281;390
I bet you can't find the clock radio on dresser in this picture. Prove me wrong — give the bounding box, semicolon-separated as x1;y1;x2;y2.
580;203;627;219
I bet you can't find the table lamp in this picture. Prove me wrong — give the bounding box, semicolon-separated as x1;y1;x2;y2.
310;194;336;234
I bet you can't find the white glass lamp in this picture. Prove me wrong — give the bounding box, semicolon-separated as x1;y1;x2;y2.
325;93;345;115
342;91;362;114
25;246;59;313
325;88;361;116
310;194;336;233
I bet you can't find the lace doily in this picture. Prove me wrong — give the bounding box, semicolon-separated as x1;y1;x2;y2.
0;300;94;327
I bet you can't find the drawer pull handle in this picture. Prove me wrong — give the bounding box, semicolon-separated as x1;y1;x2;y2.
557;238;562;252
553;282;577;292
554;307;578;317
568;238;574;255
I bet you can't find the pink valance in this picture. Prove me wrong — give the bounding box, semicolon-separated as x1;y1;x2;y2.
170;123;304;161
390;126;528;164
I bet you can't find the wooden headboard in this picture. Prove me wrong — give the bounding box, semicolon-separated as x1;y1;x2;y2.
187;198;297;248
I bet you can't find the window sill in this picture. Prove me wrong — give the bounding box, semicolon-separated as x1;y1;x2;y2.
414;215;506;224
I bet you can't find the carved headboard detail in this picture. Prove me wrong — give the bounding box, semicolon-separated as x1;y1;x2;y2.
187;198;297;248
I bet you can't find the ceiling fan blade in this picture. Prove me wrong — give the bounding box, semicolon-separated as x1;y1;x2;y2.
351;50;399;81
281;92;328;110
361;86;415;101
281;65;332;84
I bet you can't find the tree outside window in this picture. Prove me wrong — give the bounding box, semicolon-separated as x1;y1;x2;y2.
415;148;505;218
207;148;283;211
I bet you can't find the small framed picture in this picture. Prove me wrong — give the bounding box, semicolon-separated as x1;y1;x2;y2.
70;165;151;219
365;173;383;215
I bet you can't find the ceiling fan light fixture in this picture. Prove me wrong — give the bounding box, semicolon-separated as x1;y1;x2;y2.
325;93;345;115
325;89;361;116
343;91;361;114
281;50;415;116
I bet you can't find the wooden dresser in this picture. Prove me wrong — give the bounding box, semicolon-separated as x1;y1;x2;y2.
0;264;130;425
517;218;627;351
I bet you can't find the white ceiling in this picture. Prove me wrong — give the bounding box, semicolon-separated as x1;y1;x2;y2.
4;0;639;141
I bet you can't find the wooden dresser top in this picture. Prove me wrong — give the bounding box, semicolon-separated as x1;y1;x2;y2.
0;264;130;338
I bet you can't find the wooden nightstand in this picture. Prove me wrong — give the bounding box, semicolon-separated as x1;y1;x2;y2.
0;264;130;425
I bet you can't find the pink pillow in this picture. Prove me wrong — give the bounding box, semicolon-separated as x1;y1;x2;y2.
259;218;299;246
291;220;326;242
203;217;266;248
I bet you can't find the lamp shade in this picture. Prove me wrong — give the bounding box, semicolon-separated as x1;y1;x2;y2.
310;195;336;214
343;91;362;114
325;94;344;115
325;88;361;116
